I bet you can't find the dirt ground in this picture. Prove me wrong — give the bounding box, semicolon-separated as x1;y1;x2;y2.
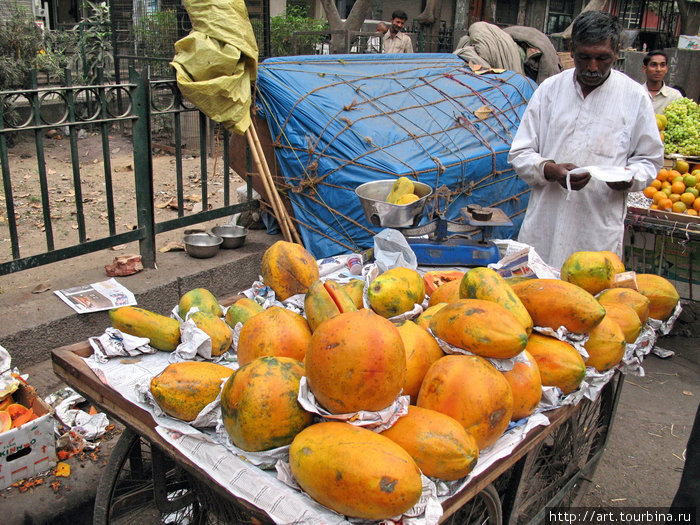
0;129;246;268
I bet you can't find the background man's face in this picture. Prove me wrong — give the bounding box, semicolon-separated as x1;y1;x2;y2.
391;17;406;33
643;55;669;84
572;38;618;89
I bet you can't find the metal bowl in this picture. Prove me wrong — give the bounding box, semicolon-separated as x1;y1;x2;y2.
354;179;433;228
183;233;223;258
211;225;247;249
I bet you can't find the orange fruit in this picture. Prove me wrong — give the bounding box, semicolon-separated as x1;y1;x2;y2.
669;193;681;203
658;198;673;210
683;174;698;187
643;186;658;199
661;187;673;196
671;181;686;194
651;179;662;189
672;201;687;214
680;192;696;206
687;187;699;198
694;199;700;212
687;209;698;216
650;204;659;210
652;191;666;204
675;160;690;174
657;168;669;181
661;181;672;188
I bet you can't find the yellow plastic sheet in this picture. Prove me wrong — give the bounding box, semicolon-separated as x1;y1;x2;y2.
170;0;258;135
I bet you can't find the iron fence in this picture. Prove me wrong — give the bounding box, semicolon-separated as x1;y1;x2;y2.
0;68;256;275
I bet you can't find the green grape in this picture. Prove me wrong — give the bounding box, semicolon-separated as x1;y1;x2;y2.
663;98;700;156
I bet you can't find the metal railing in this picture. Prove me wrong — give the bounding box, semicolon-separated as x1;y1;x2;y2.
0;69;256;275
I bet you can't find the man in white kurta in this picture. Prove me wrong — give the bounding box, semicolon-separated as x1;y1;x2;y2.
508;12;663;269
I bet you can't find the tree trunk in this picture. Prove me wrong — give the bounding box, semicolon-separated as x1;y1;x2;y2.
677;0;700;36
319;0;376;53
416;0;443;26
551;0;606;39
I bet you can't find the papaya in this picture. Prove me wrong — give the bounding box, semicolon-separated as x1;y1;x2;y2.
602;303;642;344
600;250;626;274
305;309;405;414
189;311;233;357
584;315;626;372
417;354;513;450
368;267;425;318
395;193;419;205
386;176;415;204
220;356;312;452
261;241;319;301
304;279;357;332
0;394;14;411
560;251;615;295
6;403;29;420
459;266;533;334
428;279;461;307
429;299;528;359
597;288;651;323
501;350;542;421
415;303;448;331
0;411;11;432
380;405;478;481
178;288;222;318
396;320;444;404
423;270;465;296
109;306;181;352
342;279;365;309
510;279;605;334
11;407;37;428
635;274;680;320
224;297;263;328
289;422;422;520
150;361;234;422
525;334;585;394
236;306;311;366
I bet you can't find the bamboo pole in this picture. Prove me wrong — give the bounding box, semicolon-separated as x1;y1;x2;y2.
245;128;292;242
249;123;303;244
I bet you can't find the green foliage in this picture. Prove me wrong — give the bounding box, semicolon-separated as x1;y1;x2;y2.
133;9;178;78
0;3;69;89
270;5;329;56
71;1;114;84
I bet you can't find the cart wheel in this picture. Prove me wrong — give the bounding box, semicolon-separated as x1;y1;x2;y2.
93;428;213;525
442;483;502;525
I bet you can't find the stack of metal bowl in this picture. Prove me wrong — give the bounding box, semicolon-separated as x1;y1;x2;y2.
211;224;247;249
183;233;224;258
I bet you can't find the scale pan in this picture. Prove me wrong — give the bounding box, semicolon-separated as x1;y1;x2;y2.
355;180;433;228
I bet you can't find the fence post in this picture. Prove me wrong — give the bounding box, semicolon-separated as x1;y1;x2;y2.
130;68;156;268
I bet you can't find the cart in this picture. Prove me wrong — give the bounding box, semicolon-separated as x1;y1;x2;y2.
51;296;624;525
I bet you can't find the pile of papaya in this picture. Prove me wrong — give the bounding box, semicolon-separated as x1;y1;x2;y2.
105;240;680;521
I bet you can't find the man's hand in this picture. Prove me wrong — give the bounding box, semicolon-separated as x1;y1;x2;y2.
543;162;591;190
606;180;634;191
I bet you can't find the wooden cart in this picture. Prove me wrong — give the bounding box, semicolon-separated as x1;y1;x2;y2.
51;339;623;525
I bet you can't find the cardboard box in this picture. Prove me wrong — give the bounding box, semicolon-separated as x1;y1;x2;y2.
0;382;57;490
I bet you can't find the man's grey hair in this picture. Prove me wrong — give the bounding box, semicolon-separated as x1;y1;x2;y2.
571;11;622;51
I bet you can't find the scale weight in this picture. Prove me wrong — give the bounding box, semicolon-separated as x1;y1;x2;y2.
407;237;501;266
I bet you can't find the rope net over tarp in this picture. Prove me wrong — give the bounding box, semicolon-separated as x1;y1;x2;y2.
255;53;538;258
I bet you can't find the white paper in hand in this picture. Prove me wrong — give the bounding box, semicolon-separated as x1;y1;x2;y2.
568;166;633;183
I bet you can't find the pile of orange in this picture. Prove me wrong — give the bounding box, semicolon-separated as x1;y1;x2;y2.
643;161;700;216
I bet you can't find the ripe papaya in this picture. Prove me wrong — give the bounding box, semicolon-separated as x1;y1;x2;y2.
429;299;528;359
423;270;465;296
109;306;181;352
600;251;625;274
179;288;222;318
342;279;365;309
368;267;425;318
584;315;626;372
386;176;415;204
150;361;234;422
304;279;357;332
428;279;461;307
189;311;233;357
597;288;651;323
510;279;605;334
396;320;444;404
221;356;312;451
635;274;680;320
261;241;319;301
289;422;422;520
502;350;542;421
380;405;478;480
305;309;405;414
459;266;533;334
0;411;12;432
525;334;585;394
560;251;615;295
415;303;448;331
224;297;263;328
602;303;642;344
417;354;513;450
236;306;311;366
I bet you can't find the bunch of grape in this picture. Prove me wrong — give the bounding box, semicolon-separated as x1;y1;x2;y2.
663;98;700;156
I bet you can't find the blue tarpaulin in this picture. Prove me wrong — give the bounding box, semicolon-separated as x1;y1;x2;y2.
256;53;537;258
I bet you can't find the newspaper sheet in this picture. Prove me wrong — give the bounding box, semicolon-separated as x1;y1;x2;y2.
54;278;136;313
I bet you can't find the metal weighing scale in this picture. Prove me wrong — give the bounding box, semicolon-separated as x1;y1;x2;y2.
355;180;512;267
